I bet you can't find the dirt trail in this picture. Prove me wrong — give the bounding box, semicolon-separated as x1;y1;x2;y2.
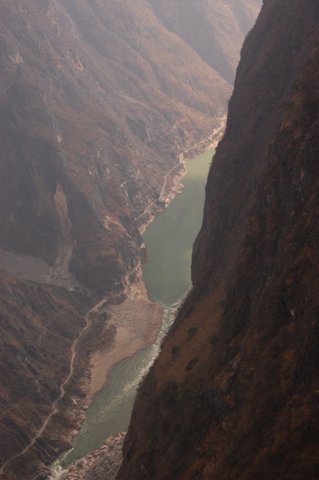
159;158;184;202
137;116;226;230
0;311;93;476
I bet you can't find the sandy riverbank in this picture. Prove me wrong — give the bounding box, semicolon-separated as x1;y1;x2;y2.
89;282;163;397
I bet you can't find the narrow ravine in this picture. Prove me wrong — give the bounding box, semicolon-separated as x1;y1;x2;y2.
52;148;215;476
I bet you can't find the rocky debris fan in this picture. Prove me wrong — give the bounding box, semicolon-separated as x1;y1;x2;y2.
64;433;125;480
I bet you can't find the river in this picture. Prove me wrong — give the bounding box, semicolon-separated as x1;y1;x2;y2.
56;148;214;471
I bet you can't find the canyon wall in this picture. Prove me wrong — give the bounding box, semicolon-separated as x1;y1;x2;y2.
117;0;319;478
0;1;261;478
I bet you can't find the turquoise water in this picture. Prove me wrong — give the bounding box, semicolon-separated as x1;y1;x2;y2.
59;149;214;469
143;149;213;304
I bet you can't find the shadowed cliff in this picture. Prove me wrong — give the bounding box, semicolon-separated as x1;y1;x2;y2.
117;1;319;478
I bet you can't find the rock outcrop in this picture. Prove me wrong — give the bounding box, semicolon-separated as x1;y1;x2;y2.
64;433;125;480
0;1;261;478
117;1;319;479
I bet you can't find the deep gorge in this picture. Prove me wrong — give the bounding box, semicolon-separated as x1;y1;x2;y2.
2;1;318;479
117;1;319;479
54;149;215;475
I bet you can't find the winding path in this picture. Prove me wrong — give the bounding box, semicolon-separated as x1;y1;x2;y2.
159;156;184;202
0;313;93;476
136;117;226;230
158;115;226;205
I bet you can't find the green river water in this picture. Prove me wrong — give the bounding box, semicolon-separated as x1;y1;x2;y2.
53;148;214;475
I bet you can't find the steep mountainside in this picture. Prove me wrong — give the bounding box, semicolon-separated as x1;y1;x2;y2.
117;1;319;479
0;274;92;479
148;0;262;83
0;0;231;296
0;1;261;478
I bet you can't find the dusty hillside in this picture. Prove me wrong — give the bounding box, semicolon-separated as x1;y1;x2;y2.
0;1;261;478
148;0;262;83
117;1;319;479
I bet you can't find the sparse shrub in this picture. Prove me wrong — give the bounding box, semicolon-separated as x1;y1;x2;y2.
187;326;198;340
210;334;218;346
185;358;199;371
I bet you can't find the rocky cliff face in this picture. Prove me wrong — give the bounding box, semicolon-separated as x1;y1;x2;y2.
117;1;319;479
0;1;261;478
